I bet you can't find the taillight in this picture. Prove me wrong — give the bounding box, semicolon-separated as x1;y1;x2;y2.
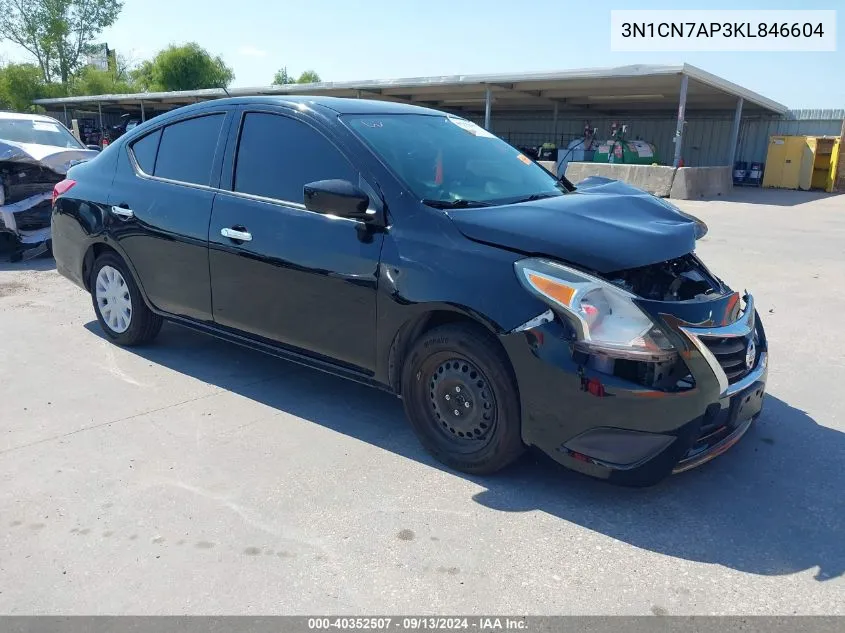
52;179;77;206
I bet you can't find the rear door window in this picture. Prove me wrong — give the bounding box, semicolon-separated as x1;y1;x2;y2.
153;114;225;186
129;129;161;174
233;112;356;203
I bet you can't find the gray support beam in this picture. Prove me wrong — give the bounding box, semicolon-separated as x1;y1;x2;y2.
63;105;68;127
672;74;689;168
98;102;104;143
727;97;744;167
484;86;492;130
140;100;146;122
552;102;559;143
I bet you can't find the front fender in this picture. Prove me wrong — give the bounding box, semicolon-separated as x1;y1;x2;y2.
373;221;550;387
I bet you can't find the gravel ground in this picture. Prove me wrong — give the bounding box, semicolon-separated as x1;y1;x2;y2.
0;188;843;615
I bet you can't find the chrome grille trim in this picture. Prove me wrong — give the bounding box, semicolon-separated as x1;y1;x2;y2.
675;294;766;398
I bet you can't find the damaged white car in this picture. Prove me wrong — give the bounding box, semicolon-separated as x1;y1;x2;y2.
1;112;99;261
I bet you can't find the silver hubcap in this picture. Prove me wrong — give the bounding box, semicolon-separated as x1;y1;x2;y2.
95;265;132;333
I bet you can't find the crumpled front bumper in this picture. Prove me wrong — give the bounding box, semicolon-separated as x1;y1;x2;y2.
0;192;53;244
499;291;768;486
1;139;95;251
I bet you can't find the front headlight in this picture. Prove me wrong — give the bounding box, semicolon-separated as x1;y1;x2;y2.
514;258;676;361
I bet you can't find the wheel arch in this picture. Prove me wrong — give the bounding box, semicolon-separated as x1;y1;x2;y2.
82;240;156;312
386;307;513;396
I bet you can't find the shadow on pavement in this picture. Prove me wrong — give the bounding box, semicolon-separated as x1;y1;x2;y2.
0;237;56;271
85;320;844;582
0;257;56;272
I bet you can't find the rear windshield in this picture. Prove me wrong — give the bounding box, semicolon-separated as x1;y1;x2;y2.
344;114;567;207
0;118;84;149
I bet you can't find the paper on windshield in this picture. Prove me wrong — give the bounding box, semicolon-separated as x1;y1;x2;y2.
447;117;496;138
32;121;61;132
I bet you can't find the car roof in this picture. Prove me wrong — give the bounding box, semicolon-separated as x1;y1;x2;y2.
0;111;61;123
185;96;448;117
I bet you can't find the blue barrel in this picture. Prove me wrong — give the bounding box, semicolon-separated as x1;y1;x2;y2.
747;162;764;186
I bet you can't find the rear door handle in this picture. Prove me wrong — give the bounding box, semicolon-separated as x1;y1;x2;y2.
221;227;252;242
110;205;134;219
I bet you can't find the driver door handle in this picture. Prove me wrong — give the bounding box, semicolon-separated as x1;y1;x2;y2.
110;205;134;219
221;227;252;242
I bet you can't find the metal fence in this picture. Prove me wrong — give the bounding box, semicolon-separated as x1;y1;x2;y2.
45;106;843;168
468;109;844;167
737;111;844;167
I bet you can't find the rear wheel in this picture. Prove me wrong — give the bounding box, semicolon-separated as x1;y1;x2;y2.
91;252;162;346
401;323;525;474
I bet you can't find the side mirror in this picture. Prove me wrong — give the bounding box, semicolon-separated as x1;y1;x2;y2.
85;144;101;152
303;179;373;221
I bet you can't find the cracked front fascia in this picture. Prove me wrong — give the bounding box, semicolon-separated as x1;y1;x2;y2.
0;192;53;243
1;140;96;243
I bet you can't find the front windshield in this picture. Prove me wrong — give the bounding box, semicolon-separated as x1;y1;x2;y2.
345;114;566;207
0;117;85;149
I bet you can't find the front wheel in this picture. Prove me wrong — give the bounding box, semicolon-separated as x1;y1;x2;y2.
401;323;525;474
91;252;162;346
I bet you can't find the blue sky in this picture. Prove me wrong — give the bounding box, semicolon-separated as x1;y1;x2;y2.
1;0;841;108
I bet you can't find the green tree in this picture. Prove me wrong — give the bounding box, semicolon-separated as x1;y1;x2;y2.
0;0;124;83
272;67;293;85
0;61;45;110
69;64;136;96
133;43;234;92
297;70;320;84
273;67;322;85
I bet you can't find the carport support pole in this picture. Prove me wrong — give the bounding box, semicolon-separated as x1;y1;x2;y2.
553;102;559;144
63;105;68;127
672;74;689;168
98;102;104;140
140;100;146;123
484;87;492;131
728;97;744;167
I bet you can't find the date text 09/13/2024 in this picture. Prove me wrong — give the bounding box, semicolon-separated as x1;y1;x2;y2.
307;618;528;631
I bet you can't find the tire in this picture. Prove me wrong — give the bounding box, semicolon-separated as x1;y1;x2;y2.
90;252;162;346
400;323;525;474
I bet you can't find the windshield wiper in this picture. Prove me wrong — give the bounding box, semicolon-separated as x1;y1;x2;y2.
509;192;562;204
422;198;492;209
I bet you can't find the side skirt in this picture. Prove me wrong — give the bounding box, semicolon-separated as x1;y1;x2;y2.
163;314;396;396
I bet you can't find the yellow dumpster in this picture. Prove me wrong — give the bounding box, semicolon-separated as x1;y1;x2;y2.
764;135;841;191
762;135;805;189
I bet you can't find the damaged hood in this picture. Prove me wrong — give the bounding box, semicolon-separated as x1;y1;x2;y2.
0;139;98;175
444;177;699;273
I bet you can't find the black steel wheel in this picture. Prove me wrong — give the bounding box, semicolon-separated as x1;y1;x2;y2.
401;323;524;474
428;357;498;450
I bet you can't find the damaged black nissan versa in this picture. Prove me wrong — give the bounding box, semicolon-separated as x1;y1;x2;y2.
51;97;768;486
1;112;99;260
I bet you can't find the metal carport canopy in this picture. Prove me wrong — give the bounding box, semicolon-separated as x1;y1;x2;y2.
33;63;787;117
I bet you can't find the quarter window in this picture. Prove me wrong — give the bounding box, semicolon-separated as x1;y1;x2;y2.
153;114;225;186
129;129;161;174
234;112;357;203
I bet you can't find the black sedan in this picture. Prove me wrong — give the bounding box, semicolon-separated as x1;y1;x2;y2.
51;97;768;486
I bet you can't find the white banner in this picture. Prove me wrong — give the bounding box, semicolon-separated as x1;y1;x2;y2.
610;10;837;52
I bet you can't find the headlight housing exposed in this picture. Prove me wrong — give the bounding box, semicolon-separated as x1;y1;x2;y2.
514;258;676;361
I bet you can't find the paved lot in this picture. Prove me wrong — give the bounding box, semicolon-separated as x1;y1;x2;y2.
0;188;843;615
